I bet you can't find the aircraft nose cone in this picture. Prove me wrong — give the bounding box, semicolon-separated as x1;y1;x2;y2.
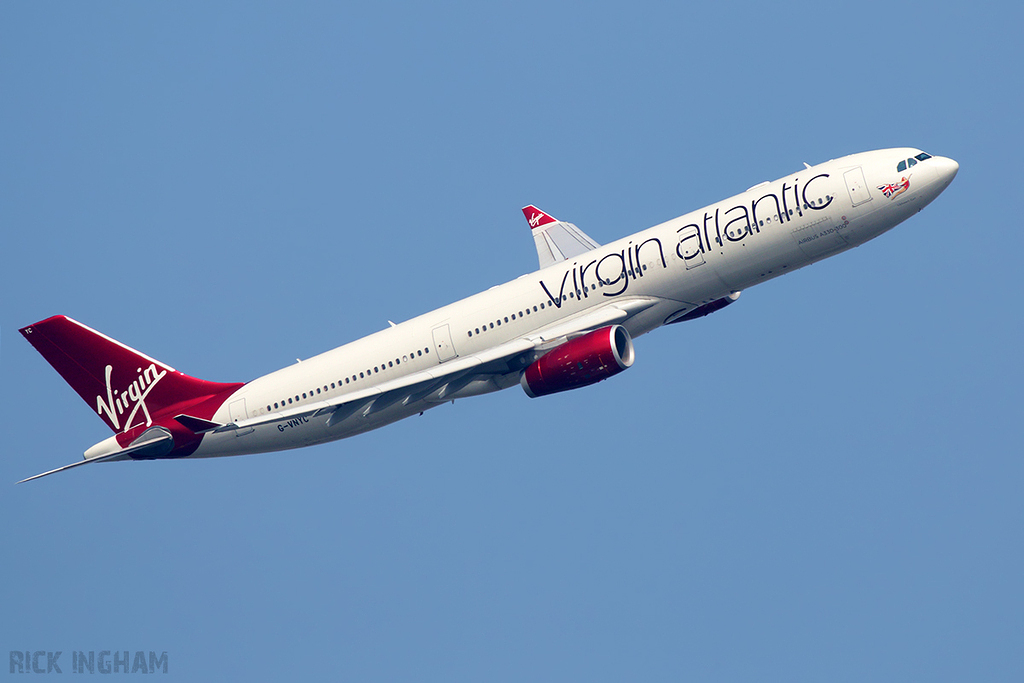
933;156;959;186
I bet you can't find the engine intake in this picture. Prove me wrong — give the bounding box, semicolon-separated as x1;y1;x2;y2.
521;325;635;398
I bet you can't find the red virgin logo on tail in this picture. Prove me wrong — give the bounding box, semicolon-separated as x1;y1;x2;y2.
96;364;168;432
522;205;556;229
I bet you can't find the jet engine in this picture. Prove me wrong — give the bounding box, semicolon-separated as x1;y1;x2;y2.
520;325;635;398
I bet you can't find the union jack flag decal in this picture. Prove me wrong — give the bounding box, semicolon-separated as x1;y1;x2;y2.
878;176;911;199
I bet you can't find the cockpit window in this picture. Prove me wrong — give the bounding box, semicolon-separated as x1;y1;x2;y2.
897;152;933;172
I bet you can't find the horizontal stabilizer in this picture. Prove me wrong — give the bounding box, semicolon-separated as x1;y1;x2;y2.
17;450;126;484
18;427;174;484
174;414;223;434
522;205;601;270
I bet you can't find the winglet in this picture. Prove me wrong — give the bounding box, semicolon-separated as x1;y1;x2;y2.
521;205;601;270
522;205;558;230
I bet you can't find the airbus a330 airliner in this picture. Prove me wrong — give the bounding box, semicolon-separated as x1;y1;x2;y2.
18;148;958;482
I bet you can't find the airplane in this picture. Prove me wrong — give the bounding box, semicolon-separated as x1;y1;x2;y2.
18;148;958;483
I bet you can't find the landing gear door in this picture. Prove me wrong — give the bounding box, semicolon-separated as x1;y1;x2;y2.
431;324;458;363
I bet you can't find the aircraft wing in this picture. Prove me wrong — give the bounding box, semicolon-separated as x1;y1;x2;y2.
212;297;659;434
522;205;601;270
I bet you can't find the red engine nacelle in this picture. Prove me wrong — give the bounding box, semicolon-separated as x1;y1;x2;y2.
520;325;635;398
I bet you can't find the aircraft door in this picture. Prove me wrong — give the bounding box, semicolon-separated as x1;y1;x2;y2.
843;167;873;207
229;398;254;436
431;324;458;362
677;225;706;270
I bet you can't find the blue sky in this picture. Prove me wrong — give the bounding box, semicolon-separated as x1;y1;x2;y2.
2;1;1022;680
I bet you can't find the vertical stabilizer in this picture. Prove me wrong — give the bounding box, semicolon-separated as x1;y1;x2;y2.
20;316;243;434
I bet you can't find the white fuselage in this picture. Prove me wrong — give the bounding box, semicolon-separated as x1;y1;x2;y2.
192;148;958;459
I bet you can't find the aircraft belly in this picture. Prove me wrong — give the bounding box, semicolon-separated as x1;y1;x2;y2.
192;397;444;460
715;219;808;291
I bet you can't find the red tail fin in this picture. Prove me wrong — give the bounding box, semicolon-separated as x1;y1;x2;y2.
20;316;243;435
522;205;558;229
